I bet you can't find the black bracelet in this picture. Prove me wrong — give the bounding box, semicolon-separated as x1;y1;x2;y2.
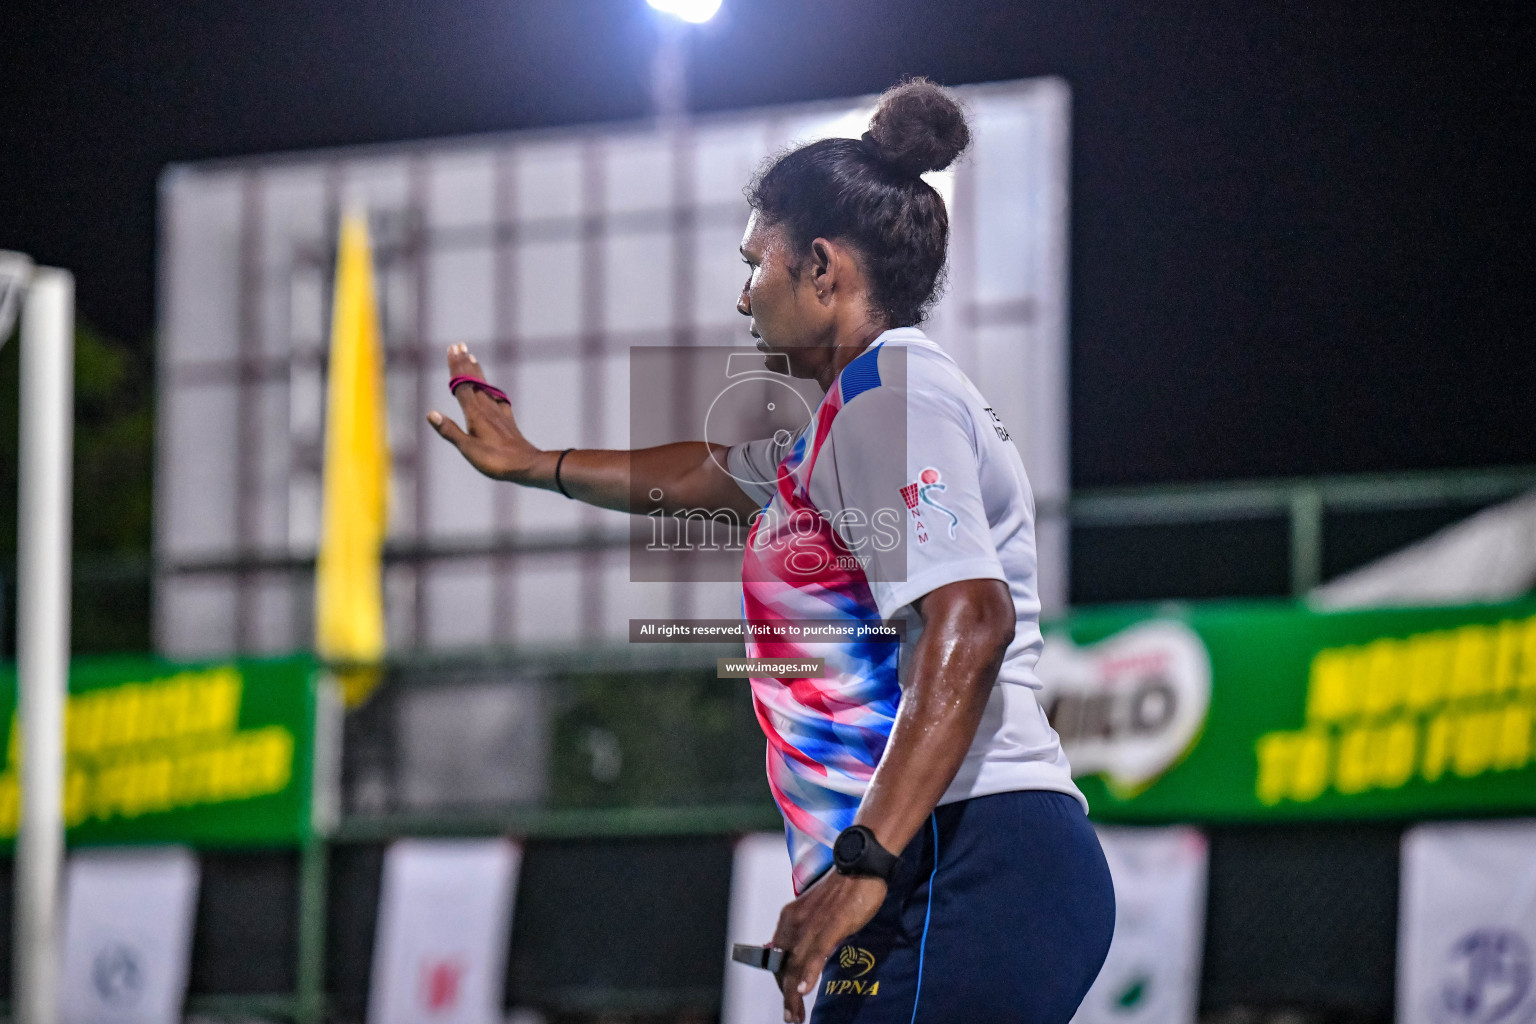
554;448;576;499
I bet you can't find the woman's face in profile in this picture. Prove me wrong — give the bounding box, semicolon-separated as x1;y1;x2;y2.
736;212;828;379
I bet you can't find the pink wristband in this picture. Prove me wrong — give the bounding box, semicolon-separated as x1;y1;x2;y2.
448;375;510;404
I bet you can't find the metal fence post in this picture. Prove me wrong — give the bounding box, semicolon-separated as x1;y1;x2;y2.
1289;486;1324;597
296;836;329;1024
296;673;341;1024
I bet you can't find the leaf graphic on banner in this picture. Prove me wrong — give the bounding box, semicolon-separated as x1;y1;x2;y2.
1115;974;1150;1010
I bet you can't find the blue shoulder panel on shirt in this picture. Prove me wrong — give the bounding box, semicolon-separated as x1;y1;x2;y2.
839;345;883;403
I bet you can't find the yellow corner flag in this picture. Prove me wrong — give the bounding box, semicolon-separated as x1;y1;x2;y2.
315;211;389;708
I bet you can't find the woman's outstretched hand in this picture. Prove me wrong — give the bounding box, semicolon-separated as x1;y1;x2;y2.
427;344;542;483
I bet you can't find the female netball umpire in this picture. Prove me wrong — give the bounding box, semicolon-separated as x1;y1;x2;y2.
426;78;1114;1023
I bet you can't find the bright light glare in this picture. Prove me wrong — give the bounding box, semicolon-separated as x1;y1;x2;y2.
923;168;956;213
647;0;722;24
817;106;877;142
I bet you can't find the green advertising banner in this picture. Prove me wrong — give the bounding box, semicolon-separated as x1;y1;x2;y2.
0;655;318;846
1040;599;1536;822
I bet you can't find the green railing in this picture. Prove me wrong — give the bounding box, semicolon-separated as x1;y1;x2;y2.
1061;463;1536;596
132;463;1536;606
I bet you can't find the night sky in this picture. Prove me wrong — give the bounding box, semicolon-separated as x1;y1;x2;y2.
2;0;1532;487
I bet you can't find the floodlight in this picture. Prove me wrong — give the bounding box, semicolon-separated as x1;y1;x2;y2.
647;0;722;24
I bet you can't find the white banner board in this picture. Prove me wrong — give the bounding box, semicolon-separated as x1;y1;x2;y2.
723;833;813;1024
60;846;200;1024
368;838;521;1024
155;77;1072;661
1399;820;1536;1024
1073;827;1208;1024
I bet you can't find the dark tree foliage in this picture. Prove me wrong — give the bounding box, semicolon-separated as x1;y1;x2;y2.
0;322;153;656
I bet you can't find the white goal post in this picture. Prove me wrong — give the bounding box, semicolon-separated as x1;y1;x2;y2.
2;250;75;1024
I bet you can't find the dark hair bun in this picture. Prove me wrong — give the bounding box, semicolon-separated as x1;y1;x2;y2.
865;77;971;177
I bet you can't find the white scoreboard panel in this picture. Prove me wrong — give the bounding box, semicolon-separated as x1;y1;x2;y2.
155;78;1070;658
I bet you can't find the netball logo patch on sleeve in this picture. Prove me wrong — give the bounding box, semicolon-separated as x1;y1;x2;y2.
899;482;929;544
915;468;959;539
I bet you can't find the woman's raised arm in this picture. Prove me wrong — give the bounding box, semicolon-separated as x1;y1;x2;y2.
426;343;762;519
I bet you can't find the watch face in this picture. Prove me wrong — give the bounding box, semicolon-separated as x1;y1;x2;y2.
835;828;866;865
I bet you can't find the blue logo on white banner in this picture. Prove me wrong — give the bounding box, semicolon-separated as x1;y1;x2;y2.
92;941;146;1007
1433;929;1535;1024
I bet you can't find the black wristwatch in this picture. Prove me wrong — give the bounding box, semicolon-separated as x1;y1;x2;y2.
832;825;898;881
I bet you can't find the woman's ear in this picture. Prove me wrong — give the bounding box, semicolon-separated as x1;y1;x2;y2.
809;238;837;303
